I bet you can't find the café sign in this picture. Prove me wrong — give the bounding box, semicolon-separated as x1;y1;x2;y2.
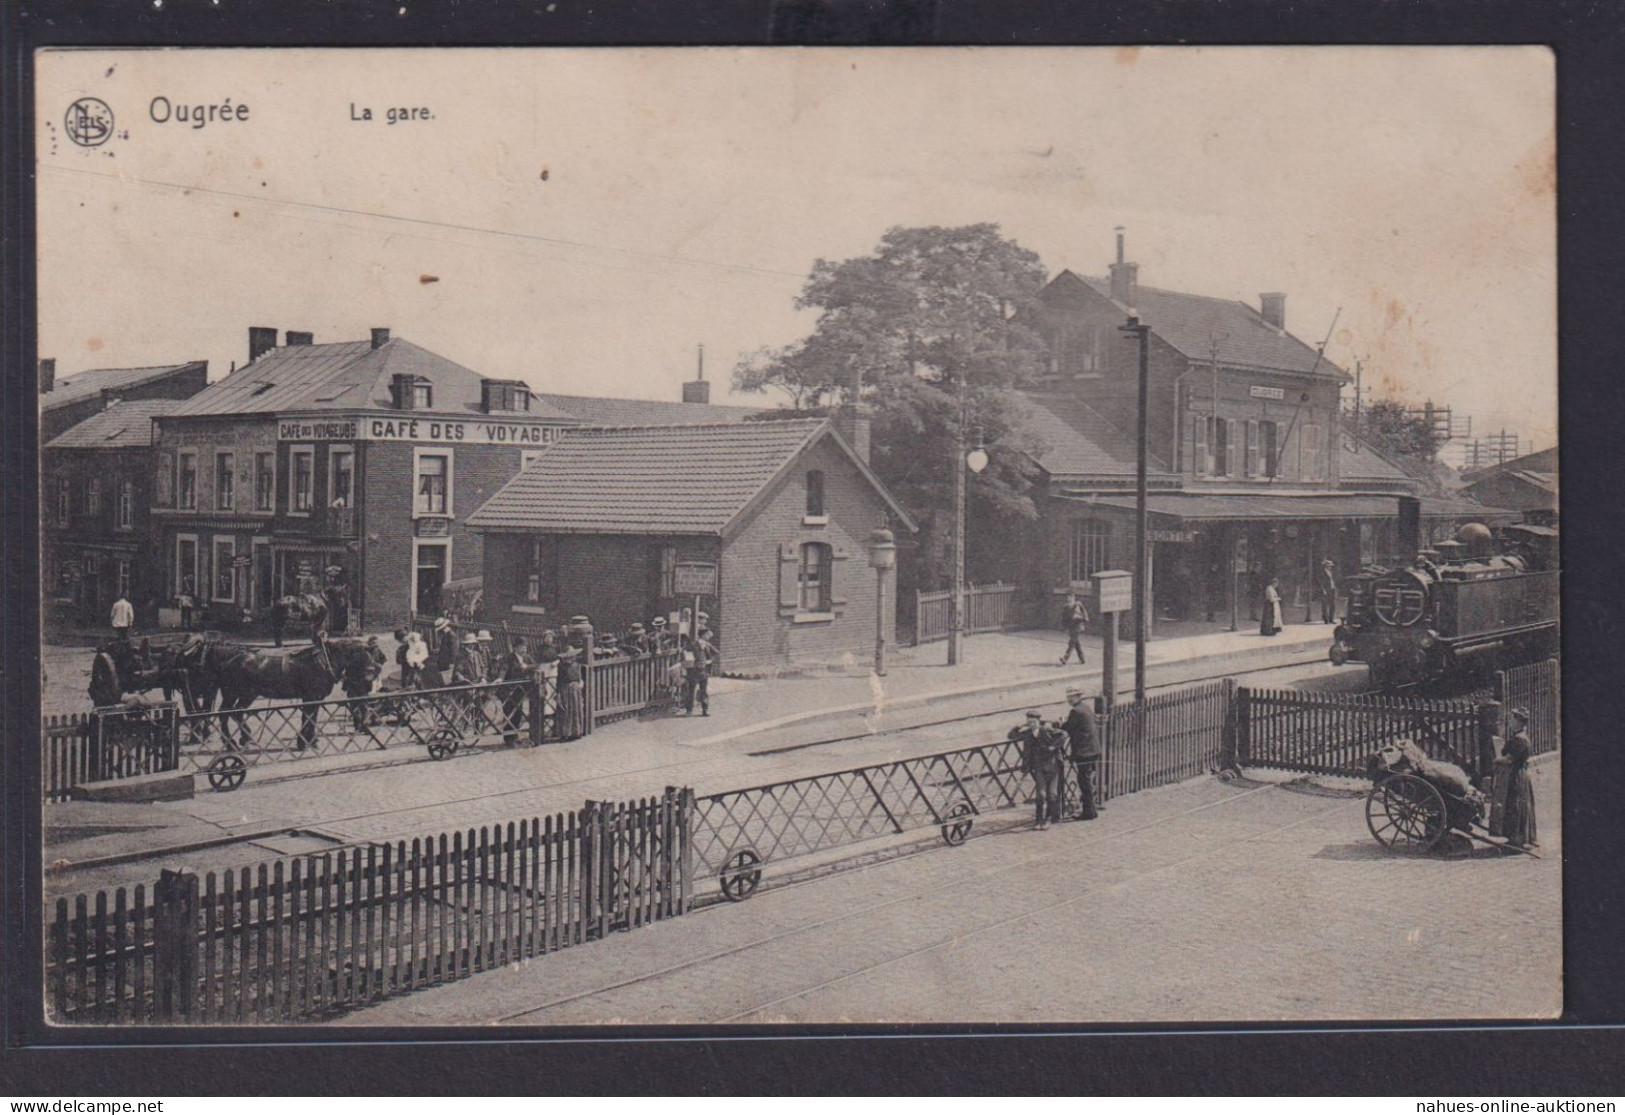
279;414;567;446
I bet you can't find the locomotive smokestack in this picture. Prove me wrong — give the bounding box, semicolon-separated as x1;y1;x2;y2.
1397;496;1421;563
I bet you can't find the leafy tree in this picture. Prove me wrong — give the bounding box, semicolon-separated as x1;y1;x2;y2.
1359;398;1446;461
734;224;1053;587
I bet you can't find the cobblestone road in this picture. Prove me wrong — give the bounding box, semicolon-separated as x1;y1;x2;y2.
342;757;1561;1026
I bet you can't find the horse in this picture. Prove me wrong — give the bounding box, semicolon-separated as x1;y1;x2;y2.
197;637;378;751
88;638;206;711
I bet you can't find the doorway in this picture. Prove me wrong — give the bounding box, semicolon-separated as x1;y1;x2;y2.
414;542;448;617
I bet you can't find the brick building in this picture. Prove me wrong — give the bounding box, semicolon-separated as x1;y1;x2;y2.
468;419;916;673
42;399;194;628
38;358;208;443
150;327;587;630
1018;234;1498;628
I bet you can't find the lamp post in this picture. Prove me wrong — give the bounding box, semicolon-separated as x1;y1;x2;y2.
948;431;990;666
1120;311;1151;703
868;528;896;677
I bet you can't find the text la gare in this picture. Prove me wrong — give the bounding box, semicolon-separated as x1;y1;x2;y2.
350;103;434;125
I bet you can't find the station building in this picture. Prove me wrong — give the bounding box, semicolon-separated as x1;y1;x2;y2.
468;417;915;674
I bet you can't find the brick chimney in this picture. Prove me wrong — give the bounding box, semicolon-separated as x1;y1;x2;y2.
1108;226;1139;308
1260;292;1286;330
682;342;710;404
248;327;278;364
285;331;314;346
38;357;56;395
833;405;871;464
371;327;391;350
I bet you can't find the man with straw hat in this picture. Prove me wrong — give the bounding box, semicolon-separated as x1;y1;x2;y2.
1062;687;1101;820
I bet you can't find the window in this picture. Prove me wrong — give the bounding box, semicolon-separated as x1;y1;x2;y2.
329;447;354;507
412;381;433;410
523;538;558;605
1260;421;1280;479
156;451;174;506
116;559;131;598
1302;424;1324;481
116;480;134;530
1069;519;1112;584
1207;417;1235;477
254;452;275;511
415;451;450;516
805;470;826;518
290;447;315;513
213;537;236;602
56;478;69;526
85;477;101;515
177;452;197;509
216;452;235;511
176;535;198;597
659;545;677;597
799;542;832;613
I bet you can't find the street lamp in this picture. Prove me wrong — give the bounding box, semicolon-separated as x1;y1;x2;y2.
1119;311;1151;703
868;527;897;677
948;424;989;667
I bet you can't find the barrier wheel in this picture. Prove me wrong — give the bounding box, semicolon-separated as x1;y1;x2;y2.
205;754;247;793
940;801;975;846
719;848;762;902
426;728;461;761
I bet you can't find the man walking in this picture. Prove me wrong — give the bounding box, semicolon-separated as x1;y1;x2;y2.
1316;559;1339;624
681;635;714;716
110;591;135;641
1061;687;1101;820
1058;593;1089;665
1009;709;1068;830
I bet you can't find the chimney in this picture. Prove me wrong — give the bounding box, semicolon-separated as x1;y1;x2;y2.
833;405;871;465
371;327;391;350
248;326;278;364
1397;495;1421;563
285;331;314;347
390;373;416;410
1108;227;1138;307
682;342;710;404
38;357;56;395
1260;292;1286;330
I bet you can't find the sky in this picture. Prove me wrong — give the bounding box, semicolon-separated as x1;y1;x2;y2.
37;46;1556;450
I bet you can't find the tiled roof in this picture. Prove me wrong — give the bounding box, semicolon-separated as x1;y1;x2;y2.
1053;271;1348;380
40;363;202;412
534;392;763;426
1018;391;1173;477
468;419;830;535
1336;431;1414;484
165;339;579;421
1069;490;1516;523
44;399;185;449
1460;446;1558;483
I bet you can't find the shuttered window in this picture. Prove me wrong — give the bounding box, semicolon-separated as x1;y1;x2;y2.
1192;415;1209;477
800;543;832;613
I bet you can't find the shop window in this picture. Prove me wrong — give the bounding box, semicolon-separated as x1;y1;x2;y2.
799;543;832;613
291;447;315;513
1069;519;1112;584
216;452;235;511
255;452;275;511
178;452;197;510
805;470;826;518
176;536;198;597
415;451;450;516
213;537;236;602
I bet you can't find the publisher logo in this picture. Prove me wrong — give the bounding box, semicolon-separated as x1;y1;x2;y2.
65;97;113;147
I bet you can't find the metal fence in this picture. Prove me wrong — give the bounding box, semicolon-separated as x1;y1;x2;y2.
47;790;695;1024
913;583;1024;645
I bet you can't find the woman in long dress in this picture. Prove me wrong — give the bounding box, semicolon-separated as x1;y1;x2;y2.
1497;707;1539;848
1259;576;1284;636
555;646;586;741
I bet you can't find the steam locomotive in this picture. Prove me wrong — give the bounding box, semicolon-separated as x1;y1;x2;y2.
1329;497;1559;688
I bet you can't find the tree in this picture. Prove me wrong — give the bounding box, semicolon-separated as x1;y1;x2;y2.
733;225;1052;587
1359;398;1447;462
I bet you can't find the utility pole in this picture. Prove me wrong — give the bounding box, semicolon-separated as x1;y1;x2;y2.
947;364;967;667
1351;358;1362;452
1121;312;1152;703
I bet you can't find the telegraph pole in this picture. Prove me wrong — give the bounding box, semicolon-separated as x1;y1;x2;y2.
947;365;967;666
1121;312;1151;703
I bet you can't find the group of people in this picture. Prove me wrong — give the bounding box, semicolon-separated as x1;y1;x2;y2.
1007;687;1103;830
1259;560;1340;637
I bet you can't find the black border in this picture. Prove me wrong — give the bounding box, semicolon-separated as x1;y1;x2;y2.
6;0;1625;1096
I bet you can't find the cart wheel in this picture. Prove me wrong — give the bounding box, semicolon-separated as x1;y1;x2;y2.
940;801;975;847
426;728;461;761
205;754;248;793
1366;772;1447;853
719;848;762;902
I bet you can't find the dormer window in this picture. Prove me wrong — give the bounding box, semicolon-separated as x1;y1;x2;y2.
391;374;433;410
481;379;531;414
413;381;433;409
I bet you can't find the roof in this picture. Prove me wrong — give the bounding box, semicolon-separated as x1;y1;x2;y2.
44;399;186;450
1018;391;1173;477
468;419;915;535
40;362;203;412
165;339;579;421
1048;271;1348;380
1060;490;1517;523
1462;469;1557;496
533;392;763;426
1460;445;1557;483
1336;430;1415;484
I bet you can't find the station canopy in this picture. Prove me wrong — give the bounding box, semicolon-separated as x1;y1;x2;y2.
1055;490;1516;525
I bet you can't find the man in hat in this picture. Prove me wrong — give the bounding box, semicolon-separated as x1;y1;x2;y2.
1058;593;1089;665
453;632;483;687
343;635;388;729
426;616;457;689
1061;687;1101;820
680;634;714;716
476;629;496;682
110;591;135;642
623;622;650;657
1316;559;1339;624
499;634;536;746
696;611;717;651
324;568;349;634
1009;709;1069;830
649;616;671;655
177;574;196;632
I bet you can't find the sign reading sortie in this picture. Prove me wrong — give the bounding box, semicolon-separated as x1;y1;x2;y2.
277;415;568;445
673;562;719;597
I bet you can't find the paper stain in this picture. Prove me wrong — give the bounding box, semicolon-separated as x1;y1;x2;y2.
1515;132;1556;202
1115;46;1142;66
419;274;440;284
85;337;104;352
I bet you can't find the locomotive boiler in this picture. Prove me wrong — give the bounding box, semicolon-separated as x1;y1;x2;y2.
1329;497;1559;689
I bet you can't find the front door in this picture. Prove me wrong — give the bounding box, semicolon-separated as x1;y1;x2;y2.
253;542;273;611
415;543;447;616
